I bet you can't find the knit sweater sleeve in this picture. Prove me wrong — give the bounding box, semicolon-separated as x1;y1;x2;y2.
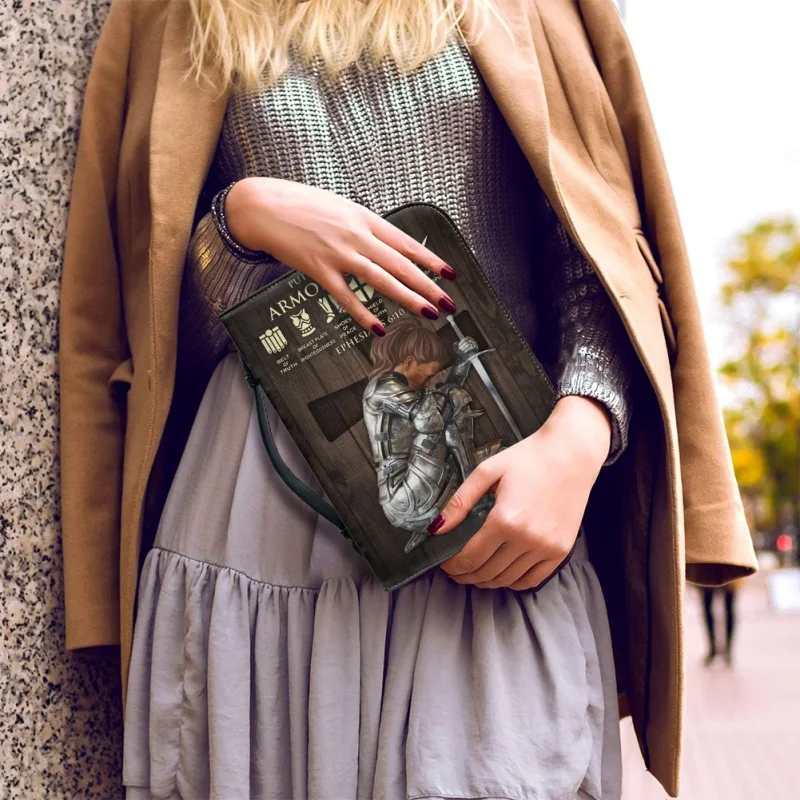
538;196;635;467
177;183;287;379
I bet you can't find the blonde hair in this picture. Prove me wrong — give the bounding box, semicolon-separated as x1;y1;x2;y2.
186;0;510;94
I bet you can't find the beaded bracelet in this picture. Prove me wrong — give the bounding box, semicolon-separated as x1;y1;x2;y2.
209;181;276;263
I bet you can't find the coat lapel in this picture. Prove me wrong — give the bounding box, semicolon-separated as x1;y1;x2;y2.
148;0;231;409
461;0;558;204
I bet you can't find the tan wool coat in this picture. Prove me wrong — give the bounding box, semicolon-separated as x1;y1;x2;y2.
58;0;758;795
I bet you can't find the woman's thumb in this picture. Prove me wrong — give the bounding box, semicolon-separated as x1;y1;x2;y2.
427;461;500;535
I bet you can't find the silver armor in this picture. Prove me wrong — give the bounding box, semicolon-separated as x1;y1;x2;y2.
362;337;502;552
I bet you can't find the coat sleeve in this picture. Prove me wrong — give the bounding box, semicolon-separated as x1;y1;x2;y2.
58;0;133;651
576;0;758;584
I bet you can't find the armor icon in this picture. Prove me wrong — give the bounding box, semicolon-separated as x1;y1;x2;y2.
259;326;288;354
317;295;343;323
347;275;374;303
290;308;316;337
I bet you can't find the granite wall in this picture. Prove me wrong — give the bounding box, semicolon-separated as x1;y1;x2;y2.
1;1;123;797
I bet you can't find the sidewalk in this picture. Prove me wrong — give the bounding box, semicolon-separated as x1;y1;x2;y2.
620;569;800;799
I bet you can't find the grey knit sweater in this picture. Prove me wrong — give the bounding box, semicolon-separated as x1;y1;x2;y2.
178;33;633;463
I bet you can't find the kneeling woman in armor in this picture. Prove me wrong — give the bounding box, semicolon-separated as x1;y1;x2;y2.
362;317;502;552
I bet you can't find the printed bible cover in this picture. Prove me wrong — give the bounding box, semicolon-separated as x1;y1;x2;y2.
219;202;555;590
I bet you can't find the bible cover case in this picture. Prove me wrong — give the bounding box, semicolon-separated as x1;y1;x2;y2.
219;202;555;590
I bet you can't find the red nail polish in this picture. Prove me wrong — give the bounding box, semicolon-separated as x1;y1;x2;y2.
438;296;456;314
421;306;439;321
371;322;385;337
441;266;457;280
427;514;445;534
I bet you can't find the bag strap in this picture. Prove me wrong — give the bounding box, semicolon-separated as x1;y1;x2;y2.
237;352;349;535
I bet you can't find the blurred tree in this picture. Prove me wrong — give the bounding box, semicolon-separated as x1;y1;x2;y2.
719;218;800;549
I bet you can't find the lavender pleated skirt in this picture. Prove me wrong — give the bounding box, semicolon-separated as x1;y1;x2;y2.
122;352;622;800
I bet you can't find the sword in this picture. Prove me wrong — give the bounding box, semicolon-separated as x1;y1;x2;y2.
445;314;523;442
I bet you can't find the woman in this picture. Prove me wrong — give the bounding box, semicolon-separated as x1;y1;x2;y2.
58;1;758;798
126;1;631;796
362;320;494;549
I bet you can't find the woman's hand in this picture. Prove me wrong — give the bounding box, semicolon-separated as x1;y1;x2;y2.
224;176;457;334
430;396;612;590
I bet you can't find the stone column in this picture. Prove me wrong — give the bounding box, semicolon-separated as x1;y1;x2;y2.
1;1;123;796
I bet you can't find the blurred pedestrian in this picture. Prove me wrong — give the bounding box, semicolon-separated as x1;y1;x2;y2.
701;577;748;666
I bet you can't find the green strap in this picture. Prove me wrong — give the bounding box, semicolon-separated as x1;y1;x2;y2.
237;353;350;535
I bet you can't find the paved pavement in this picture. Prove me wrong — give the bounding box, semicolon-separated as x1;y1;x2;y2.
620;568;800;799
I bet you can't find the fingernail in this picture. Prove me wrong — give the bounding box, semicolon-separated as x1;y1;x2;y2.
421;306;439;321
371;322;385;336
437;296;456;314
427;514;445;534
441;265;457;280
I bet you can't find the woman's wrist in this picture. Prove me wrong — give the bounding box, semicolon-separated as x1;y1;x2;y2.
214;178;276;260
224;178;258;249
542;395;612;471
